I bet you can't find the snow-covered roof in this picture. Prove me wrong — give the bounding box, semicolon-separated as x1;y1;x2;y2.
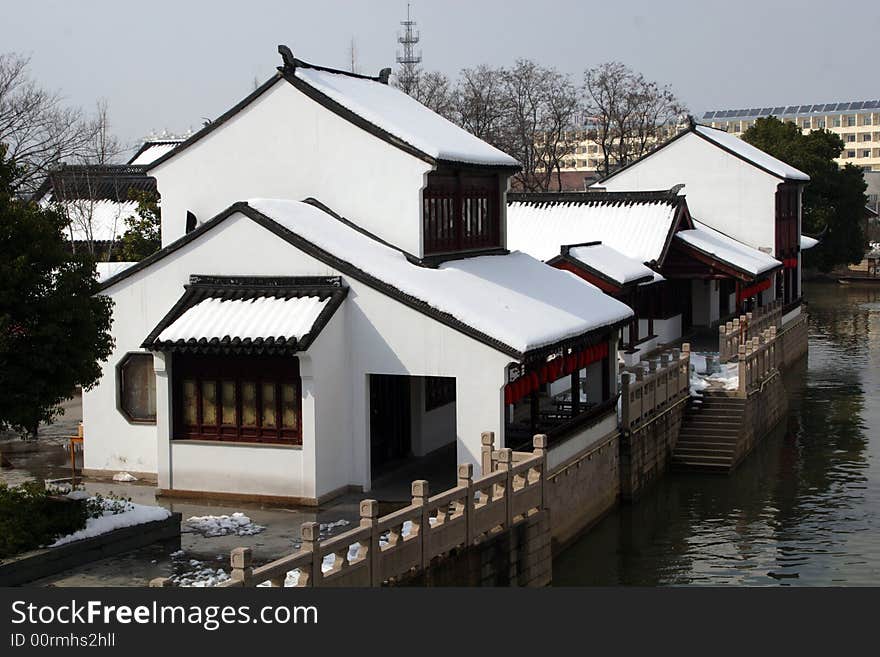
800;234;819;250
96;261;137;283
157;296;330;343
292;66;519;167
129;140;184;166
694;125;810;182
676;221;781;277
56;199;138;242
248;199;632;356
144;277;348;354
506;192;683;264
565;243;657;287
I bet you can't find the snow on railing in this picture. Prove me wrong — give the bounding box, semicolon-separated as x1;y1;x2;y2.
619;345;691;431
719;300;783;363
151;436;547;588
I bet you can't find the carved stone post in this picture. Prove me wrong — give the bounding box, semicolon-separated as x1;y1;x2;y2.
230;547;253;586
481;431;495;475
301;521;320;587
496;448;513;529
458;463;474;545
360;499;379;586
412;480;430;568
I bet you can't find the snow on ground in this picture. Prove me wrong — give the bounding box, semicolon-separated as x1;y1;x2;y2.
184;512;265;537
50;494;171;547
112;472;137;482
689;351;739;396
171;556;230;587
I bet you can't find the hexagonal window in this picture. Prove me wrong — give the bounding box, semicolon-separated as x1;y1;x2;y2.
118;353;156;423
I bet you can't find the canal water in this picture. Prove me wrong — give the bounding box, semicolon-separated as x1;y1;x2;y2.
554;282;880;586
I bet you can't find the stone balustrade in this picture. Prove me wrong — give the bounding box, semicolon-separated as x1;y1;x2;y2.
719;299;783;363
151;435;547;588
736;325;779;398
620;345;691;432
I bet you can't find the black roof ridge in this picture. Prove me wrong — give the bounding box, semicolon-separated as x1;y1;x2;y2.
598;121;806;185
508;188;684;205
144;73;284;171
102;199;622;361
186;274;343;289
145;48;519;173
142;275;349;355
127;139;186;165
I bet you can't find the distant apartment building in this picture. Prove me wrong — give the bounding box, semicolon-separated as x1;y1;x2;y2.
703;100;880;172
540;122;680;191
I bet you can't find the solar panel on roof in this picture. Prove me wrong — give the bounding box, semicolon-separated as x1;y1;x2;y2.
703;111;715;119
850;101;864;110
823;103;837;111
798;105;812;113
810;105;824;112
835;103;849;110
865;101;880;109
773;107;785;114
748;108;761;115
760;107;773;115
784;106;799;114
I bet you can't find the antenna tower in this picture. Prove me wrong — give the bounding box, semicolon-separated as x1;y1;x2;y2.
396;4;422;93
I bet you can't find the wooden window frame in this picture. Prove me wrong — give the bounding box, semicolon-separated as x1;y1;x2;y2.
116;352;157;425
423;170;501;256
172;354;302;445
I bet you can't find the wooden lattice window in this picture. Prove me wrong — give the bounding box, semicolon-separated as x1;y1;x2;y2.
118;353;157;423
173;355;301;445
423;171;501;256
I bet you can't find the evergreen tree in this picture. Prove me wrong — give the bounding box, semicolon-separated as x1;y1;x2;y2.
118;190;160;261
742;117;868;272
0;145;114;437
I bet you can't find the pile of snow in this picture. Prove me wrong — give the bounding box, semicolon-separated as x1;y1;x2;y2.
689;352;739;396
172;558;231;587
112;472;137;482
50;494;171;547
185;512;265;537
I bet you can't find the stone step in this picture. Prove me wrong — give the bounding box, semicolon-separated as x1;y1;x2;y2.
674;445;736;458
679;426;740;436
689;400;746;410
671;456;733;472
677;437;740;447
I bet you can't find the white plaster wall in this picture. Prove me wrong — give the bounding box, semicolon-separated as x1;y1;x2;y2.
151;81;433;255
601;132;780;252
654;314;682;345
86;212;514;499
546;413;617;471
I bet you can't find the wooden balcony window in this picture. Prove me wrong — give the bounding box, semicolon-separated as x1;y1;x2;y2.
423;172;501;256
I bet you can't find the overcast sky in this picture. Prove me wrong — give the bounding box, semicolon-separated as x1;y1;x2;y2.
5;0;879;155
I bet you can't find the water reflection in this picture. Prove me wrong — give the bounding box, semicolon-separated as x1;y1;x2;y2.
554;283;880;585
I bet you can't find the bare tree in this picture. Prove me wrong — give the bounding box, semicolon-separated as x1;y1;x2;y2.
584;61;686;177
391;68;456;120
452;65;508;146
0;52;106;195
496;60;579;191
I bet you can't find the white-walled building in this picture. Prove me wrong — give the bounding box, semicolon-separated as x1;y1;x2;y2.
83;48;633;504
507;188;782;365
598;121;811;326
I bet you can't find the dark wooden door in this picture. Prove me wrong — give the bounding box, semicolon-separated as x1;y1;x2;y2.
369;375;412;475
